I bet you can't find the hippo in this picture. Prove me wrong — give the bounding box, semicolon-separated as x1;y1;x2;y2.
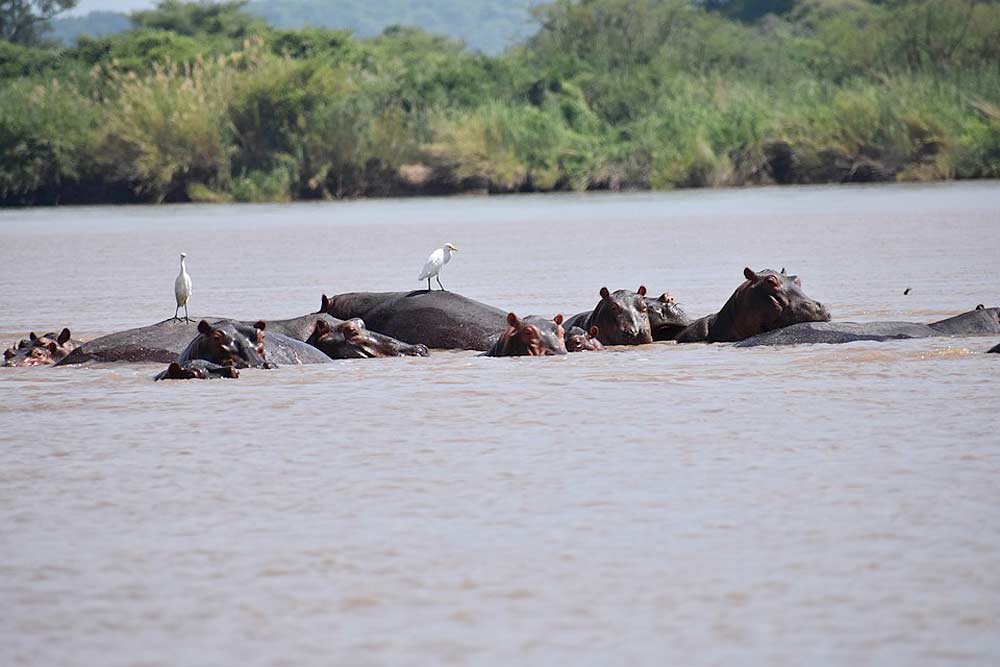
154;360;241;381
485;313;567;357
564;326;603;352
645;292;691;341
176;320;331;368
3;328;78;367
989;342;1000;354
57;318;330;366
305;318;429;359
59;318;217;365
565;286;653;346
177;320;271;368
736;306;1000;347
676;267;831;343
319;290;509;350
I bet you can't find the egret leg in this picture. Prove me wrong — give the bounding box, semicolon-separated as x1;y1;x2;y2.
436;275;446;291
173;305;180;321
184;304;190;323
427;277;432;292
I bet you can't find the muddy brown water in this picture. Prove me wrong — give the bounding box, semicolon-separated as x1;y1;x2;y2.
2;182;999;665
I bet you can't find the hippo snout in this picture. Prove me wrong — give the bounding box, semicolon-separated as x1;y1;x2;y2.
815;302;832;322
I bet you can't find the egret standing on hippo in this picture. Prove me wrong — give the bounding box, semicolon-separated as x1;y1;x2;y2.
418;242;458;291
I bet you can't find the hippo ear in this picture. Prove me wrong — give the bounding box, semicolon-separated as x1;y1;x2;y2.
781;267;787;275
197;320;212;335
976;304;985;310
744;267;757;282
507;312;519;328
29;332;38;342
600;287;610;300
57;328;71;345
319;294;330;313
588;326;599;339
254;320;266;331
659;292;673;303
554;313;564;326
314;319;330;335
638;285;647;296
792;276;802;287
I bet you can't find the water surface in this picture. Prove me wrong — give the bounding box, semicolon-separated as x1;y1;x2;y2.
2;182;999;666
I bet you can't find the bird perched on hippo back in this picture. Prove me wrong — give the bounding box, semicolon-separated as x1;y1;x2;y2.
418;242;458;291
486;313;567;357
174;252;192;322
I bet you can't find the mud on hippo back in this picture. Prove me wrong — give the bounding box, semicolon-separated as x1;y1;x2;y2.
3;328;79;367
486;313;567;357
565;286;653;346
676;267;830;343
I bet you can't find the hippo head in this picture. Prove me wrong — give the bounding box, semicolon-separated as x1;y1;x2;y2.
307;318;429;358
490;313;567;356
590;286;653;345
565;325;604;352
645;293;690;341
3;343;53;367
716;267;830;341
188;320;269;368
3;328;77;367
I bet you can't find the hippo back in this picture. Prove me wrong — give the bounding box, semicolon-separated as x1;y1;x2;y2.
928;307;1000;335
57;318;224;365
360;290;509;350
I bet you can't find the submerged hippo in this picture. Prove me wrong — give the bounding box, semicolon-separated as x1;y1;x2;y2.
155;360;240;381
319;290;508;350
564;326;603;352
3;328;78;367
676;267;831;343
485;313;567;357
736;306;1000;347
306;318;429;359
645;292;691;341
989;342;1000;354
565;286;653;346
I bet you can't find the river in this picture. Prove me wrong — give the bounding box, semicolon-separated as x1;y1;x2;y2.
2;182;999;665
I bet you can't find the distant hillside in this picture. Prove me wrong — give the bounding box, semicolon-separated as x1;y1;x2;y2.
51;0;539;53
49;10;132;45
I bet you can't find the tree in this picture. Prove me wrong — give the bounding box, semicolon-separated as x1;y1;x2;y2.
1;0;77;46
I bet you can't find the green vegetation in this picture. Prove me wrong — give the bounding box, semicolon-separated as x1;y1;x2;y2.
2;0;999;205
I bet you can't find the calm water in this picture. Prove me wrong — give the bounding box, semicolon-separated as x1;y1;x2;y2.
2;183;999;666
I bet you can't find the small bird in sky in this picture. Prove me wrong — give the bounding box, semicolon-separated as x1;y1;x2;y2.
174;252;192;322
418;243;458;291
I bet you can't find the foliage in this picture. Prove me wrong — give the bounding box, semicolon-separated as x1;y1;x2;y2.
2;0;999;206
1;0;77;46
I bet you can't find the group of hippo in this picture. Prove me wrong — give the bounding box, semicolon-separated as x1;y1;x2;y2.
5;266;999;379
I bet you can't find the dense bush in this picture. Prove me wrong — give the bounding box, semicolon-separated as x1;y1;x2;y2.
1;0;998;205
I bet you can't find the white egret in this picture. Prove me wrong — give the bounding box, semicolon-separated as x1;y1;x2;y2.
417;242;458;291
174;252;192;322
